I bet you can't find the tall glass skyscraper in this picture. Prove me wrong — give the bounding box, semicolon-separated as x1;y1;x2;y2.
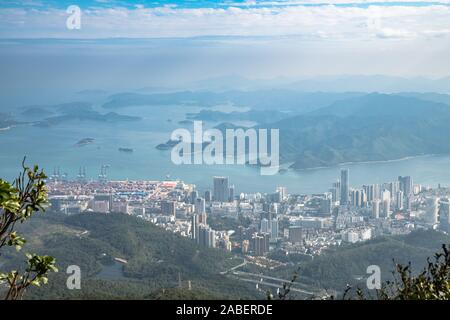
213;176;229;202
398;176;413;196
340;169;349;205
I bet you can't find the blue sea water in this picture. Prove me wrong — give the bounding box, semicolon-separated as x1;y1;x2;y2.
1;104;450;195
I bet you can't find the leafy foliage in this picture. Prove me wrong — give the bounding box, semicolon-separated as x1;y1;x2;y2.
4;211;261;299
343;244;450;300
0;160;57;299
272;230;450;300
290;230;450;291
207;215;251;232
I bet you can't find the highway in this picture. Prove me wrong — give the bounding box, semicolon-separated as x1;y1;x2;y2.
228;270;315;295
233;270;293;283
220;258;316;296
220;259;247;275
233;270;315;284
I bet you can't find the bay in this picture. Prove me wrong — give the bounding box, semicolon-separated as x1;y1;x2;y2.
1;104;449;195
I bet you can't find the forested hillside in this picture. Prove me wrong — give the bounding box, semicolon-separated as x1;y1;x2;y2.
1;211;260;300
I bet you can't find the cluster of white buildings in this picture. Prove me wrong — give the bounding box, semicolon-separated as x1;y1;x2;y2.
46;170;450;263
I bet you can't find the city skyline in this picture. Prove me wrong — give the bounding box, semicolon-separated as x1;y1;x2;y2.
2;0;450;303
46;167;450;244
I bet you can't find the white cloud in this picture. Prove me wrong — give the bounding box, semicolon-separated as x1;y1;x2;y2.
221;0;450;5
0;3;449;41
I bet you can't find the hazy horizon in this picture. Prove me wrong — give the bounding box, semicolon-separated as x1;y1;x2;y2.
1;0;450;108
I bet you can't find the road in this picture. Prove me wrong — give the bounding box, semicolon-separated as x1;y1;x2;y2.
233;270;314;284
220;258;316;296
235;278;315;296
220;259;247;275
233;271;293;283
231;270;316;294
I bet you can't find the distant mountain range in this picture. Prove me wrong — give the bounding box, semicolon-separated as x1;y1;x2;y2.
187;109;291;124
19;102;141;127
189;74;450;94
286;75;450;94
145;89;450;170
266;93;450;169
13;85;450;171
102;90;364;112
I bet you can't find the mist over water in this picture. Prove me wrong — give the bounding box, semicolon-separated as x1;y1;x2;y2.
1;40;450;194
1;102;449;194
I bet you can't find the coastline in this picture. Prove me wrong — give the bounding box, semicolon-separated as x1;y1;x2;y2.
291;154;438;172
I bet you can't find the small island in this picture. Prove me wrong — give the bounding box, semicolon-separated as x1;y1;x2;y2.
74;138;95;147
118;147;134;153
178;120;193;125
0;113;17;132
156;139;211;151
156;139;181;150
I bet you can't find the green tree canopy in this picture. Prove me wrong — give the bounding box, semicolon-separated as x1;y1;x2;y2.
0;159;57;300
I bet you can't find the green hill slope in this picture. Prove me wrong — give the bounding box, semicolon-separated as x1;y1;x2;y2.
1;212;260;300
264;93;450;169
293;230;450;293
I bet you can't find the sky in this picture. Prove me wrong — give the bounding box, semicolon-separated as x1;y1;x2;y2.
1;0;450;39
0;0;450;104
